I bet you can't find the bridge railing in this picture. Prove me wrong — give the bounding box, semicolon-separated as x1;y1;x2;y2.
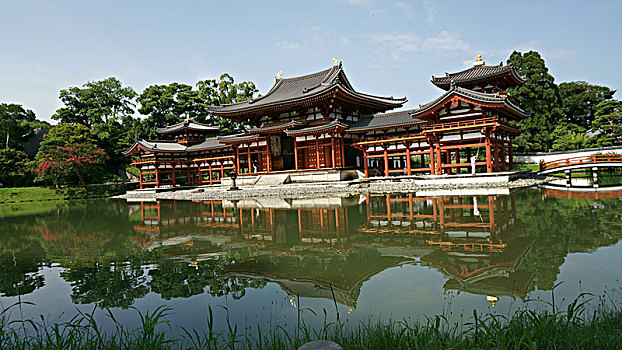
540;154;622;171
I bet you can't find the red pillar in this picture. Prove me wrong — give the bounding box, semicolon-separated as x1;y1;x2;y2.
363;148;369;177
383;146;389;176
294;138;299;171
405;142;412;176
330;136;336;169
493;139;500;172
315;137;320;169
485;130;492;173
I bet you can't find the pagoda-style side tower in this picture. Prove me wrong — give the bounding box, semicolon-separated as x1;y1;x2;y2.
431;55;525;94
156;120;220;145
352;55;529;177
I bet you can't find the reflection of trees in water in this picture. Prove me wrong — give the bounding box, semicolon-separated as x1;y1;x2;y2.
515;189;622;290
60;261;150;309
149;258;266;301
0;244;45;297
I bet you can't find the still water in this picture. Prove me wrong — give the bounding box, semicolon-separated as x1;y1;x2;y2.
1;188;622;335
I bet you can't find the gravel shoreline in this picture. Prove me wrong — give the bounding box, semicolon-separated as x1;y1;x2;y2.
114;174;553;201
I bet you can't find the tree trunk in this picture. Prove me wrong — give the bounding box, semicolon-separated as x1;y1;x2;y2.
76;170;89;192
5;129;9;149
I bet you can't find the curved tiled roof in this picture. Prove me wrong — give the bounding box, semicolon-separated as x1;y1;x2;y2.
432;63;525;90
248;120;307;134
123;137;230;155
285;120;348;136
347;109;425;133
209;63;406;116
156;121;220;134
412;86;528;119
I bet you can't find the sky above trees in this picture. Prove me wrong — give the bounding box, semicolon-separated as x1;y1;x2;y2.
1;0;620;122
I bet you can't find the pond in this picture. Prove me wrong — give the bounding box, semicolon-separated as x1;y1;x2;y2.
1;187;622;337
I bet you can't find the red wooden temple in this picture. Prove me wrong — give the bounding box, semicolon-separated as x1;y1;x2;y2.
208;61;406;174
125;57;529;188
123;120;235;188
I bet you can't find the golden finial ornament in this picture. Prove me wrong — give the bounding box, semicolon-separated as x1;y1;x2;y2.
277;71;283;79
332;58;339;66
476;54;482;62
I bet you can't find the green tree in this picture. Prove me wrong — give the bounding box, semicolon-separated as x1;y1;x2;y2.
197;73;259;134
559;81;615;128
137;83;205;139
0;148;33;186
0;103;37;149
52;77;137;128
590;100;622;147
507;51;563;152
550;123;590;151
37;123;98;155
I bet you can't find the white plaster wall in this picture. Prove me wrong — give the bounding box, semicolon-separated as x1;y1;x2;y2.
514;146;622;164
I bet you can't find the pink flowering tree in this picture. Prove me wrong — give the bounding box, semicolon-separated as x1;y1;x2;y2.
36;143;108;190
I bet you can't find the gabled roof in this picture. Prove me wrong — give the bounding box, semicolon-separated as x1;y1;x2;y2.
248;120;307;134
123;137;230;155
432;63;525;90
285;120;348;136
411;85;529;120
347;109;426;133
156;121;220;135
209;63;406;118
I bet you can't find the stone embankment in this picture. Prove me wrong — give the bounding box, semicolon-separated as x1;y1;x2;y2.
114;172;554;201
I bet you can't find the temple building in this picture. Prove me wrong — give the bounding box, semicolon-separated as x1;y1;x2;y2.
352;55;528;176
123;120;235;188
208;61;406;174
125;57;528;188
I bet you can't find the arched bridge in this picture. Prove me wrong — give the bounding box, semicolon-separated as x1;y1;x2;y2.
538;154;622;175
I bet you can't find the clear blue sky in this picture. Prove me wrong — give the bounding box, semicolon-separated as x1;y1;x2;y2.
1;0;620;123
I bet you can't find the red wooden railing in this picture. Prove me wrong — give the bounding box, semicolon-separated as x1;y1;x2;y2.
540;154;622;171
422;117;498;133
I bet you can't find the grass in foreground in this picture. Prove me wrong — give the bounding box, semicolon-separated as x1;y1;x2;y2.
0;184;131;203
2;294;622;350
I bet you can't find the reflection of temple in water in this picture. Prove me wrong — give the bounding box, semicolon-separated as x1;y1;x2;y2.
129;193;534;305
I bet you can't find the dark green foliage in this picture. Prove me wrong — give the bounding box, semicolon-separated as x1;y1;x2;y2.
137;83;206;139
590;100;622;147
506;51;563;152
0;103;37;149
0;148;34;187
52;77;137;128
559;81;616;128
550;122;590;151
197;73;259;134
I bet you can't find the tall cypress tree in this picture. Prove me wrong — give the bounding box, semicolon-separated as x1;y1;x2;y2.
506;51;563;152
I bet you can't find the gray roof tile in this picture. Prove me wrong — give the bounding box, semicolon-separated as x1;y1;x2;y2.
347;109;425;133
209;63;406;115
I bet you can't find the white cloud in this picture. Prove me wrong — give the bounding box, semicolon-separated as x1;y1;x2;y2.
275;40;303;50
341;0;373;7
422;0;438;24
368;30;473;60
393;2;416;21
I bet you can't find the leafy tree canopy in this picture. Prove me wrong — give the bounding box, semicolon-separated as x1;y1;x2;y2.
137;83;204;139
559;81;615;128
52;77;137;128
0;148;33;187
507;51;563;152
590;100;622;147
0;103;37;149
197;73;259;134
